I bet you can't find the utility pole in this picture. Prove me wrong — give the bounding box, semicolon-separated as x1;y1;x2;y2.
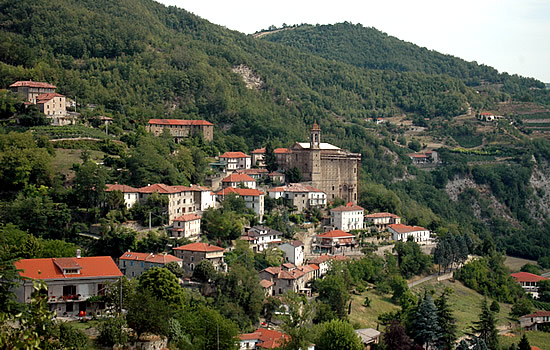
119;277;123;313
149;211;152;231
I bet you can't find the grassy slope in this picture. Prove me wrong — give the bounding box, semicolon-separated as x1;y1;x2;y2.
499;331;550;349
53;149;106;180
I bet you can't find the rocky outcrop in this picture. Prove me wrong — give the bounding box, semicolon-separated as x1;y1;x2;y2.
231;64;263;90
527;158;550;221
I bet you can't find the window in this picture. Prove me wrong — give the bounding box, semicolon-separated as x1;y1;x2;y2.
63;285;77;297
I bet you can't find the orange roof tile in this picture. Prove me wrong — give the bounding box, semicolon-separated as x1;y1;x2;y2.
260;279;274;288
15;256;122;280
236;168;268;175
106;184;140;193
252;148;265;154
331;202;364;212
388;224;428;234
148;119;213;126
219;151;250;159
35;93;64;102
511;272;550;283
173;214;201;222
365;212;400;219
173;242;224;253
222;173;256;183
317;230;354;238
274;148;291;154
10;81;56;89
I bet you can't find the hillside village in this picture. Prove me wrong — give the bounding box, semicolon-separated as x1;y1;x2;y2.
2;2;550;349
4;78;550;350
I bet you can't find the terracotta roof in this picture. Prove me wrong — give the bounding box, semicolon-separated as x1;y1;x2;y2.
222;173;256;183
281;240;303;247
274;148;291;154
317;230;354;238
309;254;348;265
219;151;250;159
36;93;64;102
511;272;550;283
365;212;400;219
522;310;550;318
173;242;224;253
10;81;56;89
173;214;201;222
262;266;305;280
106;184;140;193
480;112;494;116
388;224;428;234
331;202;364;212
252;148;265;154
239;328;288;349
119;252;181;264
148;119;213;126
239;332;262;341
215;187;264;196
297;265;315;273
15;256;122;280
260;279;274;288
137;184;192;194
268;172;283;176
531;347;542;350
409;153;429;158
282;262;296;269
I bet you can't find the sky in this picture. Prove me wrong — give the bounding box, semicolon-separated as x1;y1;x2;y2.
157;0;550;83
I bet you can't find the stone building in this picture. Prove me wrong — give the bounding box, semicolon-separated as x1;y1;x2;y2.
147;119;214;142
283;122;361;203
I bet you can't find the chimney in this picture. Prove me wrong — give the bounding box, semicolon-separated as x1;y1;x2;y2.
76;249;81;259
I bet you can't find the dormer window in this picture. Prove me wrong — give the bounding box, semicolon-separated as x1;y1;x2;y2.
63;269;79;274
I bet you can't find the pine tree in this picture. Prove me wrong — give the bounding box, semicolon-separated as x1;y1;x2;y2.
412;294;440;348
472;299;499;350
265;140;278;173
517;333;531;350
383;320;412;350
436;288;457;350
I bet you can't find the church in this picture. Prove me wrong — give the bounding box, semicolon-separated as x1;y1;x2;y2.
282;122;361;203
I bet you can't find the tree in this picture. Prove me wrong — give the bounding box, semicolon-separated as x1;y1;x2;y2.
97;316;129;347
285;166;302;183
138;267;186;307
510;298;533;318
178;305;239;350
315;319;362;350
489;300;500;313
165;261;185;278
436;288;457;350
383;320;412;350
279;292;314;350
72;159;107;211
126;290;172;338
315;274;349;320
520;263;541;275
457;337;488;350
265;140;278;172
411;293;441;348
471;299;499;350
192;259;216;282
517;333;531;350
263;296;282;325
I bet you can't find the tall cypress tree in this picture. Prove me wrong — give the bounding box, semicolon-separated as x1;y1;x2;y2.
517;333;531;350
472;299;499;350
265;140;278;172
412;294;440;348
436;288;457;350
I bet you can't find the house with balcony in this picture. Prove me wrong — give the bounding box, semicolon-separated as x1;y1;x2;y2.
173;242;226;273
241;225;283;252
511;272;550;298
365;212;401;231
118;252;182;279
222;173;257;189
14;255;123;317
520;311;550;330
170;214;202;240
236;168;269;180
314;230;355;254
388;224;431;243
268;183;326;212
330;202;364;232
219;151;251;170
259;264;307;296
308;254;348;278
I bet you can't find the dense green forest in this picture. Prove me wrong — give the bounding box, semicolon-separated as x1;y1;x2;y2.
1;0;550;265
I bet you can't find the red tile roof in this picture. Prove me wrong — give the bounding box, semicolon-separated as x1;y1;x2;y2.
173;214;201;222
236;168;269;175
137;183;193;194
260;279;274;288
388;224;428;234
106;184;140;193
36;93;64;103
219;151;250;159
522;310;550;318
252;148;265;154
511;272;550;283
239;332;262;341
173;242;224;253
215;187;264;196
308;254;348;265
15;256;122;280
331;202;364;212
119;252;181;264
317;230;354;238
409;153;429;158
262;266;305;280
365;212;400;219
268;183;323;193
239;328;288;349
9;81;56;89
274;148;291;154
222;173;256;183
148;119;213;126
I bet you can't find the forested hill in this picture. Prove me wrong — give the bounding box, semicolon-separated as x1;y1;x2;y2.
0;0;508;147
260;23;547;100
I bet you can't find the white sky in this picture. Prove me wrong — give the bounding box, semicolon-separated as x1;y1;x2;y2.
157;0;550;82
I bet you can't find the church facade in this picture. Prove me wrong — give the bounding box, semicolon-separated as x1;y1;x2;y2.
281;122;361;203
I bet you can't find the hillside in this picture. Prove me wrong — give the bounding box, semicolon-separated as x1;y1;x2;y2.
1;0;550;262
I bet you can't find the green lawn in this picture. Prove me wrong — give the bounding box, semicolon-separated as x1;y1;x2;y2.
499;330;550;349
53;148;106;180
349;289;400;329
412;280;514;336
